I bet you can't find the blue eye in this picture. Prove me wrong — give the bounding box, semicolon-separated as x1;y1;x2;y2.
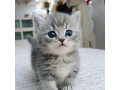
65;30;73;36
48;31;57;38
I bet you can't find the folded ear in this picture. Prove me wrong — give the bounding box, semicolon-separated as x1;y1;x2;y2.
33;13;46;32
71;11;81;27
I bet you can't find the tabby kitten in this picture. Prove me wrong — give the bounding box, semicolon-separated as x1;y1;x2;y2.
28;11;81;90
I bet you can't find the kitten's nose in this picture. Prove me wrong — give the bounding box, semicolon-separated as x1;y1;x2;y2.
59;39;65;43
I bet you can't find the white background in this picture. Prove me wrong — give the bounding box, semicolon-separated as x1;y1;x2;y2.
105;0;120;89
0;0;120;90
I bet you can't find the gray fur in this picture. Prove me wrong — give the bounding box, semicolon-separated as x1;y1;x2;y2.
28;11;81;90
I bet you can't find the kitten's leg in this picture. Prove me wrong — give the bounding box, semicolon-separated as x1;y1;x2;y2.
40;80;58;90
61;70;78;90
61;78;73;90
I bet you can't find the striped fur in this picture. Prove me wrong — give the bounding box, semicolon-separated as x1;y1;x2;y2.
28;11;81;90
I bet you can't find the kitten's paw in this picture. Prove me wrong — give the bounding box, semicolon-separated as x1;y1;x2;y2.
62;85;73;90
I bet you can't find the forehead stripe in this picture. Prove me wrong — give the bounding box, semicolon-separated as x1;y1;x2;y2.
52;23;55;29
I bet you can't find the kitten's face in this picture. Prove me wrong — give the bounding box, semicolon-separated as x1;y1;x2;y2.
34;12;81;55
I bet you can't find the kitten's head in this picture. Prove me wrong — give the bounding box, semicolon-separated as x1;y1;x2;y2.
33;11;81;55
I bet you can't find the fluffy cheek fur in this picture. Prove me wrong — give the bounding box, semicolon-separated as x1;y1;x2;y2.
47;40;75;55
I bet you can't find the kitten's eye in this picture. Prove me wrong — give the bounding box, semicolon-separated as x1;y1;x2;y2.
65;30;73;36
48;31;57;38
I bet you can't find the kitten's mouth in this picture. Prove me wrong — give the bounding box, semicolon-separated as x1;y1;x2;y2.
59;43;66;47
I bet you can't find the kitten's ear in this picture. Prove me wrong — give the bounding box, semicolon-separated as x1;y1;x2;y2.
33;13;46;32
71;11;81;26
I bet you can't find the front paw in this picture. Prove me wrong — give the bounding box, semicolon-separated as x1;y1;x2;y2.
62;85;73;90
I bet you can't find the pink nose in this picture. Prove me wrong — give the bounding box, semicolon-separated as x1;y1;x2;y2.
59;39;65;43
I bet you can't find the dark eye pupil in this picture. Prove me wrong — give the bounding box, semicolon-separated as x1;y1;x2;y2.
48;31;57;38
66;30;73;36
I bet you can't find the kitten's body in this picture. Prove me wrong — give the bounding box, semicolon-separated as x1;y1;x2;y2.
28;11;81;90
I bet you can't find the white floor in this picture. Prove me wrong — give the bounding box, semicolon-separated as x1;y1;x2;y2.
15;40;105;90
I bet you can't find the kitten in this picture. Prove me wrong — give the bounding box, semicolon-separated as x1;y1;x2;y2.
28;11;81;90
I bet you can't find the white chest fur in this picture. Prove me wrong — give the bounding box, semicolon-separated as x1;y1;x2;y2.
52;56;75;82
